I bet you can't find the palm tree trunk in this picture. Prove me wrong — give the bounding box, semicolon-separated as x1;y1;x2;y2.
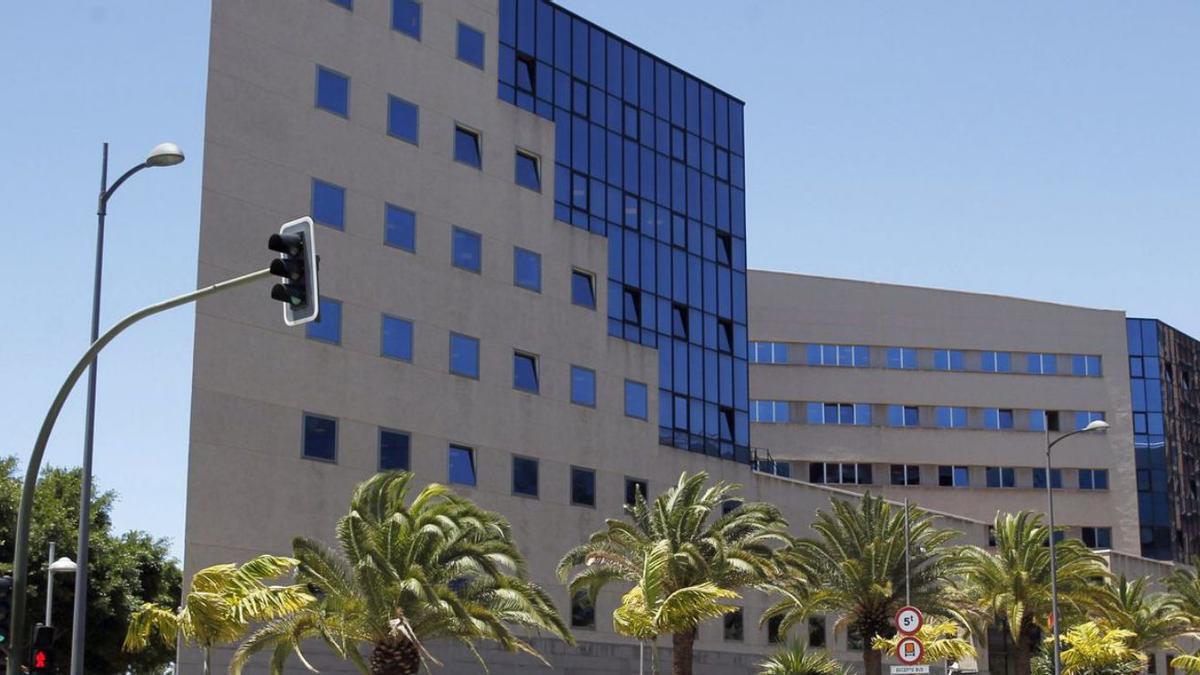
671;628;696;675
863;647;883;675
652;637;661;675
1014;622;1039;675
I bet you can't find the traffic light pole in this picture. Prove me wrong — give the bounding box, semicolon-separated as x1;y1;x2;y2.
6;267;272;675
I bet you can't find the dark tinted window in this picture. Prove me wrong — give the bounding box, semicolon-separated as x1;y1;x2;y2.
572;270;596;308
380;315;413;361
454;126;482;168
571;466;596;506
1034;468;1063;489
512;456;539;497
315;66;349;117
767;615;783;644
513;247;541;291
723;608;743;641
311;178;345;230
515;151;541;191
808;616;827;648
452;227;482;272
449;333;480;378
387;95;419;144
624;478;647;506
391;0;421;39
379;429;410;471
571;366;596;406
384;204;416;251
448;445;476;485
303;414;337;462
457;22;486;68
306;298;342;344
570;591;594;628
513;352;539;393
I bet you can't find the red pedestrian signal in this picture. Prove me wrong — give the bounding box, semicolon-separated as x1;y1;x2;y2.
33;650;48;669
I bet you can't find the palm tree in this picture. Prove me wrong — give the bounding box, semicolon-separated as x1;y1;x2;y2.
768;494;967;675
1097;575;1193;653
1166;557;1200;628
961;511;1110;675
757;641;850;675
558;471;791;675
612;540;741;674
1030;622;1145;675
231;472;573;675
123;554;313;675
872;619;976;663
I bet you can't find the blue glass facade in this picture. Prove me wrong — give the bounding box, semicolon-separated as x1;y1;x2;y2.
497;0;751;462
1128;318;1173;559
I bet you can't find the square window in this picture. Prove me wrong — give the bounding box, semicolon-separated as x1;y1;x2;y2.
1033;468;1063;489
391;0;421;38
513;247;541;292
570;590;594;629
939;465;968;487
452;226;482;272
387;95;419;144
513;351;539;393
572;270;596;309
625;478;647;506
571;366;596;407
986;467;1015;488
311;178;345;230
457;22;485;69
723;608;744;641
515;151;541;191
512;456;539;497
303;414;337;462
571;466;596;506
379;429;410;471
454;126;482;169
380;315;413;361
625;380;648;420
315;65;349;117
449;333;480;378
448;444;476;486
384;204;416;252
306;298;342;344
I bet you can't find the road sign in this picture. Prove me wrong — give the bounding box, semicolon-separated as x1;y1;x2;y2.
891;666;930;674
897;636;925;665
896;605;924;635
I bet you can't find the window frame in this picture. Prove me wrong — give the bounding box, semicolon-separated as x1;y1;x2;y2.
513;350;540;394
570;365;597;408
311;178;346;230
314;64;350;118
451;226;483;273
624;379;649;420
384;202;417;252
512;246;542;292
453;124;483;169
456;21;486;69
378;427;411;472
570;466;597;507
938;465;970;487
306;297;343;345
571;269;597;309
890;464;920;486
570;590;595;629
380;313;414;362
387;94;420;145
511;455;540;498
448;444;477;486
391;0;422;39
515;149;542;192
448;332;481;379
624;477;648;506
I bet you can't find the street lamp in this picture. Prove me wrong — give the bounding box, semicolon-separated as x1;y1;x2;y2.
72;142;184;675
1045;416;1109;675
45;543;77;627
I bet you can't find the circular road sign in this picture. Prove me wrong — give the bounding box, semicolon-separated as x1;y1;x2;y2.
895;606;924;635
897;636;925;665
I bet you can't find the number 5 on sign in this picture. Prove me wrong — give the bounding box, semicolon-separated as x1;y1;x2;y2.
895;606;924;635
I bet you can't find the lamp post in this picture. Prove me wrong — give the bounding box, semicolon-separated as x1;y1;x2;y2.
44;543;77;627
72;141;184;675
1044;416;1110;675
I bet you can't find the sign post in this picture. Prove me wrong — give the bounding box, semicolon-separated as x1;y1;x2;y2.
895;605;925;668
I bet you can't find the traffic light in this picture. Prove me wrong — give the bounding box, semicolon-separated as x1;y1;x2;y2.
29;624;52;674
0;576;11;650
268;216;320;326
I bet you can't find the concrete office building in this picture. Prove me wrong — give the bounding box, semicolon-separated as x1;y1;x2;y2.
748;271;1142;555
186;1;964;673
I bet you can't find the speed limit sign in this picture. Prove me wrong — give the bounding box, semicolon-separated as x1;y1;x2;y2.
895;606;924;635
897;636;925;665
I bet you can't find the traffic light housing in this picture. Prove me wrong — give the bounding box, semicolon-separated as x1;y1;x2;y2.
0;576;11;650
268;216;320;326
29;624;53;674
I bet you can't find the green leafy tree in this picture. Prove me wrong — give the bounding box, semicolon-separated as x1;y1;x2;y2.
872;619;976;662
231;471;572;675
558;471;791;675
757;641;850;675
0;456;181;674
1030;622;1145;675
767;495;967;675
961;511;1110;675
124;555;313;675
1097;575;1193;653
1166;557;1200;629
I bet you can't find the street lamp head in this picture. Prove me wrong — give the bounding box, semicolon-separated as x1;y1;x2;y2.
145;142;185;167
1083;420;1111;432
48;557;77;573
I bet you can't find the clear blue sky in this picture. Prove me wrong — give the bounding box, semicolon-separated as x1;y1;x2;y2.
2;1;1197;559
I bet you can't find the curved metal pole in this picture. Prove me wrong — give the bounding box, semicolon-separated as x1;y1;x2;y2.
70;145;151;675
1045;415;1062;675
7;267;271;675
